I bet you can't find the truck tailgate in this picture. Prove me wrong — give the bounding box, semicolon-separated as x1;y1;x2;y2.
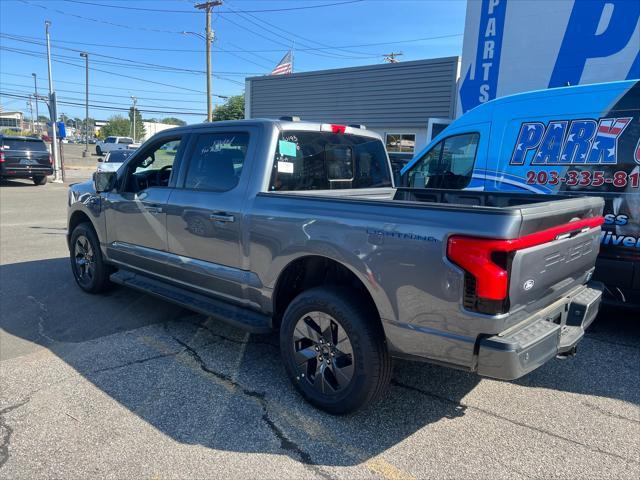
508;197;604;312
447;196;604;316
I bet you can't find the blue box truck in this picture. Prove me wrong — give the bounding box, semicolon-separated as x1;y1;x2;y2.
401;80;640;307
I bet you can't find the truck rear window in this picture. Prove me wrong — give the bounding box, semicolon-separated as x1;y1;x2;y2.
269;131;392;191
2;138;48;152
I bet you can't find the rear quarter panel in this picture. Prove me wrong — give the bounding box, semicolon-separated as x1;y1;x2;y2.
247;193;523;368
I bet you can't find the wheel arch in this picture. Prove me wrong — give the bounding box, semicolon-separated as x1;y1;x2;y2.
67;209;97;248
271;254;393;332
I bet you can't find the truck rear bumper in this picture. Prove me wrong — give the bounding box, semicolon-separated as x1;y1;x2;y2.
477;282;603;380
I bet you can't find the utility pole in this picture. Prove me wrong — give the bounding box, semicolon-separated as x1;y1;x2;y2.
45;20;63;183
80;52;89;157
131;96;137;141
32;73;40;133
27;98;35;133
383;52;403;63
194;1;222;122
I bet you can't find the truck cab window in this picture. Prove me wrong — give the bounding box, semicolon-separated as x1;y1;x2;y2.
270;131;391;191
408;133;479;189
184;132;249;192
123;138;182;192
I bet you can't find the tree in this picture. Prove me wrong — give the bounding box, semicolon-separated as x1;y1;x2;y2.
101;115;130;138
213;94;244;121
161;117;187;126
37;115;50;123
128;107;146;141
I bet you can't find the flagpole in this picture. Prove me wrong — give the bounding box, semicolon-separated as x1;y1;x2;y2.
291;42;295;74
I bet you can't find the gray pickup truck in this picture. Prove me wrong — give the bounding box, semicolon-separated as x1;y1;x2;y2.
68;119;604;413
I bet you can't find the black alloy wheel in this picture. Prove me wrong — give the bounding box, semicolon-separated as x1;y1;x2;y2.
73;234;95;287
280;287;392;414
292;311;355;394
69;222;112;293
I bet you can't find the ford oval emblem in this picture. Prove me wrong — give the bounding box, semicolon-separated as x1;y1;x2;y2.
523;279;535;291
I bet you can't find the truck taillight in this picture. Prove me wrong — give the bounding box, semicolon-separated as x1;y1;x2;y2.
447;216;604;315
48;154;53;165
0;151;4;163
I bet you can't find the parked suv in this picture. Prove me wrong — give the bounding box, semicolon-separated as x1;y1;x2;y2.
0;135;53;185
96;136;134;156
68;119;604;413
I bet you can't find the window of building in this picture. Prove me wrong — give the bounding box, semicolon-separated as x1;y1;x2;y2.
269;131;391;191
385;133;416;154
407;133;479;190
184;132;249;192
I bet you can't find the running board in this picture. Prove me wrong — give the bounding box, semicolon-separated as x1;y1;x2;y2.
110;270;273;334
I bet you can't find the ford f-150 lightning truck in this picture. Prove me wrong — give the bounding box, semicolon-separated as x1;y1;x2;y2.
68;118;604;413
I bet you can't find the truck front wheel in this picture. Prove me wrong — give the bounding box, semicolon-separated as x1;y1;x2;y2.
69;222;112;293
96;146;102;155
280;287;392;414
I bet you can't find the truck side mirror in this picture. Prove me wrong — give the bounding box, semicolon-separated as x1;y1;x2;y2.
93;170;117;193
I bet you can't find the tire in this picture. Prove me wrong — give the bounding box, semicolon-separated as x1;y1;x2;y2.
69;222;112;293
32;175;47;186
280;286;392;414
96;146;102;155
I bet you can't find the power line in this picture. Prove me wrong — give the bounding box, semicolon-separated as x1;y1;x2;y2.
19;0;186;34
0;72;208;96
1;46;245;89
63;0;364;14
0;81;225;104
0;92;209;116
224;0;379;58
0;31;462;55
0;34;263;76
218;5;375;60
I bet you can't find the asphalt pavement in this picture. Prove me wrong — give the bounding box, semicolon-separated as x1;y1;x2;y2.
0;174;639;479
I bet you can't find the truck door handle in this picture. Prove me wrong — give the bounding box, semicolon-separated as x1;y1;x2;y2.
209;212;235;223
145;205;163;214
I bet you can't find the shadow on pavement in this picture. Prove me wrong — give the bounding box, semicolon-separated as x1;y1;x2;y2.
1;257;638;467
0;179;37;187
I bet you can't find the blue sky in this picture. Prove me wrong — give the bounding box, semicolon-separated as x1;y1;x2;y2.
0;0;466;123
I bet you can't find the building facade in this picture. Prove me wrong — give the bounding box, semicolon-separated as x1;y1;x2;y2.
245;57;460;158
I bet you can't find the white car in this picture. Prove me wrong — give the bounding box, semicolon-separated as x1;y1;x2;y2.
96;136;134;156
96;149;134;172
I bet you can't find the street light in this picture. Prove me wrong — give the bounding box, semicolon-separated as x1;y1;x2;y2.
32;73;40;133
80;52;89;157
45;20;63;183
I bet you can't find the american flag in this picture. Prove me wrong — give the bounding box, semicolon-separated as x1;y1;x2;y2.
270;51;293;75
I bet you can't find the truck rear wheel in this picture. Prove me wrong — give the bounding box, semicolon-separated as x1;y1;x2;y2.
280;287;392;414
69;222;112;293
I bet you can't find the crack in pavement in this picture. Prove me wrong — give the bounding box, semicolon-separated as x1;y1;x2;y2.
579;401;640;424
92;351;183;373
180;317;279;349
391;379;639;466
167;330;334;480
0;398;31;469
27;295;57;344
